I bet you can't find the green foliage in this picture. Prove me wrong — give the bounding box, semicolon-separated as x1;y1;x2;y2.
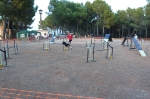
93;0;115;27
48;0;87;31
147;0;150;4
43;0;150;37
0;0;38;25
43;14;55;29
0;0;38;39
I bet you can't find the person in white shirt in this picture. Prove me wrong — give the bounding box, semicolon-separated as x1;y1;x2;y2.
134;34;138;40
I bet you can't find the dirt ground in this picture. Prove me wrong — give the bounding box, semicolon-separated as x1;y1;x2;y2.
0;37;150;99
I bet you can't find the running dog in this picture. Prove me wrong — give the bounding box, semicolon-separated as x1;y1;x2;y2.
62;41;72;49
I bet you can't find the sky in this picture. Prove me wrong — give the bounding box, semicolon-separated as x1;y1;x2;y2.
30;0;148;30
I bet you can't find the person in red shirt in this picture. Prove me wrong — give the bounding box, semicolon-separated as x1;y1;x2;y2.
67;33;73;45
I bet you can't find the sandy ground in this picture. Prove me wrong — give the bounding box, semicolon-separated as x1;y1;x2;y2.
0;38;150;99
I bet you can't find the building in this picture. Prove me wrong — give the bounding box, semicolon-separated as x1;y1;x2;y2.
0;19;27;40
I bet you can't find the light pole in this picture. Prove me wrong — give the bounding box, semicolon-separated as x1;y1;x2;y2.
7;0;11;39
91;16;99;44
39;9;43;30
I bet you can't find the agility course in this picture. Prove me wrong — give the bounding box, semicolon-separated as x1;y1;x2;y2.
0;40;19;68
5;40;19;59
121;35;147;57
85;33;114;63
0;38;150;99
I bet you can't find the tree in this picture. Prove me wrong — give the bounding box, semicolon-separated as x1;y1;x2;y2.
144;3;150;37
92;0;115;37
48;0;87;35
0;0;38;39
132;7;145;38
43;14;55;29
116;10;128;37
147;0;150;4
43;0;150;38
85;1;96;36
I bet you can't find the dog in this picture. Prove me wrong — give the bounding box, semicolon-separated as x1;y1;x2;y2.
62;41;70;47
62;41;72;49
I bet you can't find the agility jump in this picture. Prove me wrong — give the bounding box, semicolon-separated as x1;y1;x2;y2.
86;44;96;63
103;34;112;50
43;40;50;51
106;42;113;59
5;40;19;59
101;34;114;59
86;39;96;63
0;48;8;68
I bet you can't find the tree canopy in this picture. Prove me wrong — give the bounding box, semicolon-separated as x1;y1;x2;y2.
1;0;150;38
0;0;38;39
0;0;38;25
43;0;150;38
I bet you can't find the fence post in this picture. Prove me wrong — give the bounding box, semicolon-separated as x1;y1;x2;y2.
4;47;7;67
92;44;96;62
0;51;3;69
86;49;89;63
106;42;113;60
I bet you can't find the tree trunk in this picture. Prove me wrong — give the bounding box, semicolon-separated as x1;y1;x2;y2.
86;23;88;36
94;26;95;36
128;26;130;37
131;29;135;38
111;28;113;38
145;26;147;38
102;25;104;37
140;30;141;38
7;19;10;39
121;25;123;37
77;26;78;32
2;19;7;40
97;24;98;36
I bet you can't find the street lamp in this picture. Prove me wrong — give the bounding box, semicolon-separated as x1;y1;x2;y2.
8;0;11;3
45;12;52;15
7;0;11;39
91;16;99;44
39;9;43;30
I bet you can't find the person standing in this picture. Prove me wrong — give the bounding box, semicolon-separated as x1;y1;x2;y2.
67;33;73;49
134;34;138;40
67;33;73;45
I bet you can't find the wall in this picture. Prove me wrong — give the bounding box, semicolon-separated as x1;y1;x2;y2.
0;23;3;40
37;30;49;38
